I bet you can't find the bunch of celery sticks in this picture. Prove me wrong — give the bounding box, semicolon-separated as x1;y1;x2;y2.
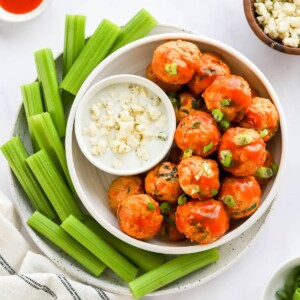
1;9;219;299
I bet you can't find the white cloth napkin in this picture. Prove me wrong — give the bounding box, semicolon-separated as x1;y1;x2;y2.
0;191;133;300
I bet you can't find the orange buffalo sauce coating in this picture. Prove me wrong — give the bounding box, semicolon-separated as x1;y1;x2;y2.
145;64;183;93
177;156;220;199
239;97;279;142
152;40;201;84
175;199;229;244
187;52;230;95
203;75;252;122
174;111;221;157
107;176;144;213
218;176;261;219
117;194;163;240
218;127;266;177
145;162;183;204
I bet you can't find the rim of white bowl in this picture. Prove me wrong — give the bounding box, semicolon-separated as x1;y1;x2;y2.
260;256;300;300
66;32;288;254
0;0;52;23
74;74;176;176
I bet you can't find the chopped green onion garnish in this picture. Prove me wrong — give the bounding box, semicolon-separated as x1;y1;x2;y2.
218;119;230;131
164;63;177;75
233;133;253;146
211;189;218;196
191;185;201;195
212;108;224;122
147;202;155;211
169;95;178;110
190;121;201;129
183;149;193;158
260;129;269;138
203;141;213;154
220;99;231;106
255;167;273;179
160;202;172;214
177;193;187;205
220;150;232;167
272;163;279;175
156;131;168;141
223;195;235;207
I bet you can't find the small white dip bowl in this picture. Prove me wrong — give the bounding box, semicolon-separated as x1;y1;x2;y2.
74;74;176;176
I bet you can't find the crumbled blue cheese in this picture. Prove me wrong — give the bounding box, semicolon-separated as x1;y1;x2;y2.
255;0;300;47
82;82;168;169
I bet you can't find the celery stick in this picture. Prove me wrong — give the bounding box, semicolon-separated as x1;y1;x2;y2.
34;48;66;137
108;8;158;54
60;19;121;95
21;82;44;117
26;150;84;222
27;211;105;276
21;82;44;151
63;15;86;77
62;15;86;105
29;112;76;196
61;215;138;282
83;217;165;272
1;136;56;219
129;248;220;299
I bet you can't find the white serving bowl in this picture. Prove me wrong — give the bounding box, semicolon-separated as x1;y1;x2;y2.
261;256;300;300
0;0;52;23
75;74;176;176
66;33;287;255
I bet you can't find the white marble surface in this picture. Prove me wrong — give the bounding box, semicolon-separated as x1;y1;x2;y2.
0;0;299;299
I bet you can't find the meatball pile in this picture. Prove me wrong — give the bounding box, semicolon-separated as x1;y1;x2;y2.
107;40;280;245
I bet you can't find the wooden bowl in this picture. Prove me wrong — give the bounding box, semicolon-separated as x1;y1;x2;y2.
243;0;300;55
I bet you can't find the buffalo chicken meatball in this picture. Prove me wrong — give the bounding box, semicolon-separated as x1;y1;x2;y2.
107;176;144;213
117;194;163;240
178;156;220;199
146;64;183;93
175;91;203;123
145;162;183;204
152;40;201;84
175;199;230;244
187;52;231;95
174;111;221;157
218;176;261;219
239;97;279;142
203;75;252;122
218;127;266;177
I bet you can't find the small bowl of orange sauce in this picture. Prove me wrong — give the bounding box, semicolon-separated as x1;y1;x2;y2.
0;0;52;23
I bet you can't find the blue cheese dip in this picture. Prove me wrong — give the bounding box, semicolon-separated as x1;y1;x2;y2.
81;82;169;170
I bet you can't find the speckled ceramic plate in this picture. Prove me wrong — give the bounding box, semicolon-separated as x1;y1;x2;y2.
9;24;282;296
